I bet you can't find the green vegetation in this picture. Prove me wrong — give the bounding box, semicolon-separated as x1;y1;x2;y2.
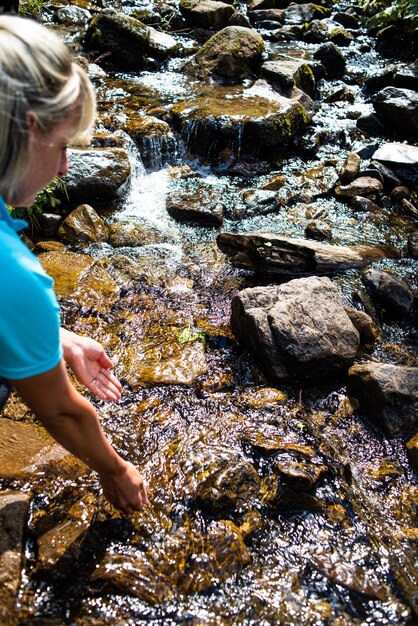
10;178;63;235
18;0;44;17
362;0;418;27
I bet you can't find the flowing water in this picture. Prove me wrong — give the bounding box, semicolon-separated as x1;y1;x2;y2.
2;1;418;624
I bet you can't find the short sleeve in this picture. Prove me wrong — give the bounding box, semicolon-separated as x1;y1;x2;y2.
0;229;63;380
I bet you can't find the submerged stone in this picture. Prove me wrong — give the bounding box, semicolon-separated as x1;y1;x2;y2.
39;251;118;315
0;492;30;625
0;419;68;481
36;493;96;572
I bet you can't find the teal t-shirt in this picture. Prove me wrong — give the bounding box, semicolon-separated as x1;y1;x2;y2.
0;197;63;380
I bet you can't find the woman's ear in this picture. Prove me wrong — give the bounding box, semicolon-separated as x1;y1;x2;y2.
26;111;38;131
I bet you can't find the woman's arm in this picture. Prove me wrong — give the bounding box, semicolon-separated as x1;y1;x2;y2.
11;360;149;513
60;328;122;402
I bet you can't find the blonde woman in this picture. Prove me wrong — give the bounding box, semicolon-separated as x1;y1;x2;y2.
0;15;149;513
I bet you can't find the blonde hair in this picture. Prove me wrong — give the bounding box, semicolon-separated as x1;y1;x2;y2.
0;15;96;203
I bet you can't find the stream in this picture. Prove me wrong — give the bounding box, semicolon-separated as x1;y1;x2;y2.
1;0;418;624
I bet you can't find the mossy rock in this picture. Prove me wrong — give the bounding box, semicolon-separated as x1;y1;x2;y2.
183;25;265;80
84;9;179;70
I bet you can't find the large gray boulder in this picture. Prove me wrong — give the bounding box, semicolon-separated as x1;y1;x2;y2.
84;9;180;70
372;87;418;138
231;276;360;382
62;148;131;207
348;362;418;436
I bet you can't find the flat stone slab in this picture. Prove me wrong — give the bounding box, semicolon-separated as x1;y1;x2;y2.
372;143;418;166
217;232;391;277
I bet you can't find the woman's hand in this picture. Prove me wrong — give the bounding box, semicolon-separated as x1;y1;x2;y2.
60;328;122;402
99;461;150;514
11;361;149;514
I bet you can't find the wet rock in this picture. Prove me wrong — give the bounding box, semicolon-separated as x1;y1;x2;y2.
377;32;415;62
343;307;379;344
391;185;411;204
262;59;316;96
260;174;286;190
348;362;418;436
227;157;272;177
351;196;380;212
356;112;386;135
109;222;165;247
36;493;96;572
166;185;224;226
240;188;282;217
0;418;68;481
406;432;418;471
304;18;330;43
249;9;285;26
393;62;418;91
127;337;208;387
171;81;313;162
305;220;332;241
369;159;402;189
122;115;177;171
37;213;62;238
217;232;388;277
55;5;91;27
243;432;315;458
329;25;353;46
364;64;398;94
229;11;251;27
407;232;418;259
335;176;383;198
62;148;131;208
230;276;360;382
283;2;331;25
181;443;260;515
0;492;30;625
179;0;235;29
91;551;174;604
359;168;384;185
274;459;327;490
84;9;180;70
401;197;418;222
106;253;178;290
238;386;287;409
58;204;109;246
195;457;260;515
313;42;346;79
333;11;359;29
339;151;361;184
39;251;118;315
183;26;264;80
35;241;68;255
361;269;414;318
324;86;356;103
310;550;389;600
372;87;418;138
